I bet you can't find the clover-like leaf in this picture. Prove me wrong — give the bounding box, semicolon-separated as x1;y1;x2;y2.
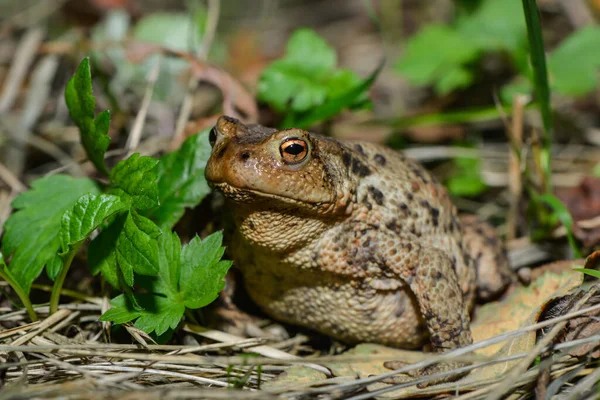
101;231;231;335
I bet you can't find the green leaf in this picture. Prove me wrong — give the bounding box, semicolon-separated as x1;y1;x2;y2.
455;0;526;53
110;153;159;210
573;268;600;280
521;0;552;138
65;58;111;175
180;232;231;309
549;26;600;96
133;12;205;53
133;295;185;335
2;175;100;293
395;24;479;91
101;231;231;335
286;62;382;129
258;28;365;114
88;209;161;288
445;157;488;197
115;210;161;285
143;131;212;229
88;214;123;288
60;194;128;253
436;67;473;94
99;294;141;324
137;231;181;296
536;194;581;258
46;254;62;281
100;293;184;335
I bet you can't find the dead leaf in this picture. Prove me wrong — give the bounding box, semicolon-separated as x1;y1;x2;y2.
555;177;600;247
538;281;600;359
583;249;600;270
467;268;584;382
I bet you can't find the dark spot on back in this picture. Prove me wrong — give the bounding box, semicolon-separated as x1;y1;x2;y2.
354;144;367;156
342;151;352;168
362;194;373;210
411;167;429;184
430;208;440;227
386;220;401;234
368;186;385;206
406;193;413;201
374;153;387;166
352;158;371;177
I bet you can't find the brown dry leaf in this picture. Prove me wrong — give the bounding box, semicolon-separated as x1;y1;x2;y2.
583;249;600;270
555;177;600;247
562;308;600;358
467;267;584;381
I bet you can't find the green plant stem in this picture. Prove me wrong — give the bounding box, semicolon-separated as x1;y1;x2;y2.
49;246;80;314
521;0;553;192
0;269;38;321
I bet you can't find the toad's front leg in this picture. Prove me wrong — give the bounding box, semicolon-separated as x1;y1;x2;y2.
383;241;473;386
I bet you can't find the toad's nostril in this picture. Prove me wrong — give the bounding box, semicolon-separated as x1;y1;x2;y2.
241;152;250;161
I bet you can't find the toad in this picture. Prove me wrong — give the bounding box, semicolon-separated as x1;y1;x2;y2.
205;116;513;380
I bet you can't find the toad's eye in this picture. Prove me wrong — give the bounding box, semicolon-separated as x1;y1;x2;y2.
280;138;308;164
209;127;217;147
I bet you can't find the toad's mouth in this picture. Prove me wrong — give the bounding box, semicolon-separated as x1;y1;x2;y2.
209;181;333;208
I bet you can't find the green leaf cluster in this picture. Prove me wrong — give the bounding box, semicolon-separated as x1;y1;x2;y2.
396;0;526;95
397;0;600;99
2;176;101;293
0;58;230;333
258;29;377;128
445;157;488;197
100;232;231;335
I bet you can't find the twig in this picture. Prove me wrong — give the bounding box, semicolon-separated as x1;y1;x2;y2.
170;0;221;151
125;57;161;153
6;54;60;175
507;95;528;240
9;309;71;346
0;162;27;193
2;0;69;28
79;365;232;388
0;28;45;113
